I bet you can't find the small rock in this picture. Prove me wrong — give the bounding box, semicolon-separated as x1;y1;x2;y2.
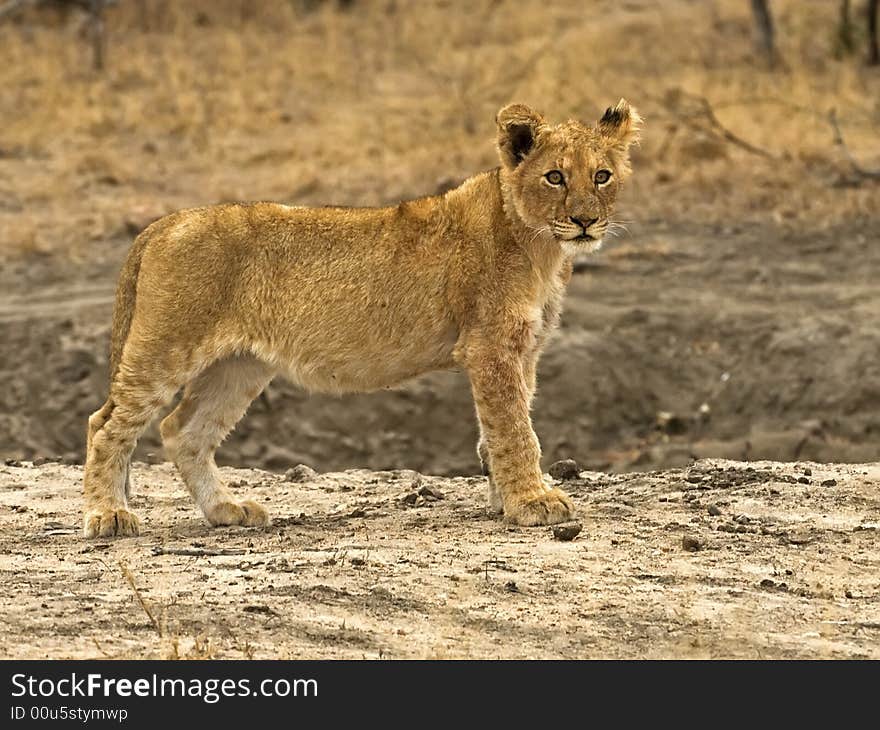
504;580;519;593
401;492;419;506
821;479;837;487
784;530;815;545
802;467;812;476
32;456;50;467
548;459;581;480
242;604;275;614
759;578;788;591
350;557;366;566
707;504;722;516
284;464;317;482
681;535;703;552
418;484;444;500
4;459;22;467
552;521;583;541
797;476;810;484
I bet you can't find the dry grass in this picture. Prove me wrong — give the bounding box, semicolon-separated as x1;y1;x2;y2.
0;0;878;260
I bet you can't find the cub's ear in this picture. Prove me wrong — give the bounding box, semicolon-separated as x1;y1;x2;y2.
596;98;642;152
496;103;547;169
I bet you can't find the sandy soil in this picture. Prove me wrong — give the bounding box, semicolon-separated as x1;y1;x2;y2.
1;458;877;659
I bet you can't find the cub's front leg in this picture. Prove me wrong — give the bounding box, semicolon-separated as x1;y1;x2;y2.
464;338;574;526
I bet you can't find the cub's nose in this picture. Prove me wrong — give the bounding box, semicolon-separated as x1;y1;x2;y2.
570;216;598;230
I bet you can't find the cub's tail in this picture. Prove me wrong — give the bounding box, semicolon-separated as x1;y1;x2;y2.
108;230;151;383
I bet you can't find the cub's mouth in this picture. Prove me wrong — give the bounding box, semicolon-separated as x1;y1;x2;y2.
551;218;605;244
558;230;605;255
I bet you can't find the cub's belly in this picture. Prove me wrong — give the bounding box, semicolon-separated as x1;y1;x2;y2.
259;319;459;394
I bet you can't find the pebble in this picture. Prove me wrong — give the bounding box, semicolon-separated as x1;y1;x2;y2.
548;459;581;480
552;521;583;541
682;535;703;552
707;504;722;516
418;484;445;500
284;464;317;482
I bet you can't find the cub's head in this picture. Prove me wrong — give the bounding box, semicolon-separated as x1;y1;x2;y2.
496;100;641;252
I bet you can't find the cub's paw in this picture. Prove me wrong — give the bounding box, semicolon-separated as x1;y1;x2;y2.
504;488;575;526
205;500;270;528
83;508;141;539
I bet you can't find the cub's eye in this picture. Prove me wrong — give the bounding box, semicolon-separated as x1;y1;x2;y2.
594;169;612;185
544;170;565;186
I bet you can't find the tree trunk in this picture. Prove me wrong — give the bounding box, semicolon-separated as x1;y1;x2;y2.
750;0;777;66
89;0;105;72
836;0;854;57
868;0;879;65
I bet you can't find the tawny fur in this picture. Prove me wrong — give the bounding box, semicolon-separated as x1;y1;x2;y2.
83;100;641;538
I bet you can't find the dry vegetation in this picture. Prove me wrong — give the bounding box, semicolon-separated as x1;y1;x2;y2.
1;0;879;262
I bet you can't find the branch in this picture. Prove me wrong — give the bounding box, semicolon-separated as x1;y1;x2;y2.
118;560;163;637
653;88;779;160
692;94;777;159
151;546;247;557
828;108;880;181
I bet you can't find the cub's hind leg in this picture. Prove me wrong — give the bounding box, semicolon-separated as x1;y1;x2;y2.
160;355;275;528
85;399;131;517
84;375;176;538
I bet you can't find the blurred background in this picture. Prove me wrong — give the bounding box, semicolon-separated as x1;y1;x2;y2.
0;0;878;475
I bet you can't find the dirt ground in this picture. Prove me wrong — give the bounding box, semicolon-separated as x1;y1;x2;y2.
2;217;879;477
0;458;878;659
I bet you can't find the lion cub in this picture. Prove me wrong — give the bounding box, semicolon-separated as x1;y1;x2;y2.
83;100;640;537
